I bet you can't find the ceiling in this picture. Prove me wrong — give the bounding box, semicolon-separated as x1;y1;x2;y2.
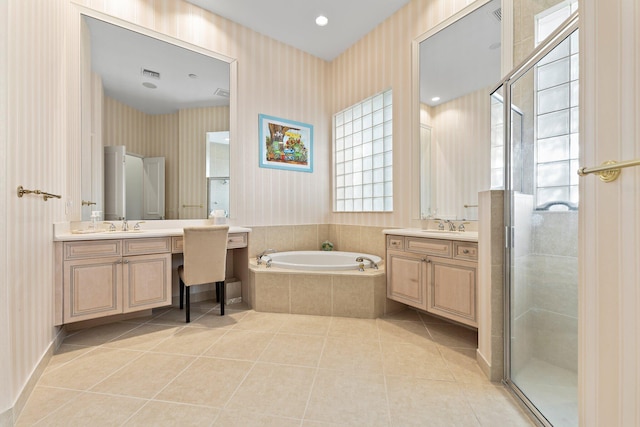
186;0;411;61
420;0;502;106
85;16;230;115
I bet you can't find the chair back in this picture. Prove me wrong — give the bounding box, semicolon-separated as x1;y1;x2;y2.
182;225;229;286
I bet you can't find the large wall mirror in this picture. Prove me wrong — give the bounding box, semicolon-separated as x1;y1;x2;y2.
416;0;501;221
80;15;232;221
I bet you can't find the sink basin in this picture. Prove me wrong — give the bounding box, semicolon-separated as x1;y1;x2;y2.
421;229;461;233
101;229;144;234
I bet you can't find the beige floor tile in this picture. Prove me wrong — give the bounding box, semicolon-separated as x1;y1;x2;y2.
38;347;142;390
123;400;220;426
147;306;211;326
278;314;332;336
15;386;81;426
418;312;451;325
319;336;383;375
377;319;432;344
380;308;423;322
188;309;248;329
460;383;535;426
386;376;480;427
102;324;180;351
439;346;488;384
149;326;227;356
426;323;478;349
155;357;252;407
34;392;146;426
233;311;288;332
226;362;315;419
213;409;301;427
381;341;454;381
43;344;93;374
304;370;389;426
63;322;141;346
302;421;349;427
204;330;274;361
91;352;195;398
327;317;379;340
259;333;325;367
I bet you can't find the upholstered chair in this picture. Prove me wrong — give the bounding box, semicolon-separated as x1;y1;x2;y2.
178;225;229;322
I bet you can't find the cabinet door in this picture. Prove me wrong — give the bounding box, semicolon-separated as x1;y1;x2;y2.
123;253;172;312
386;250;428;310
428;257;477;327
64;256;122;323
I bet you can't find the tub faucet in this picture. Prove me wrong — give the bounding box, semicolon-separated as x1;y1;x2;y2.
261;255;273;268
356;256;378;271
257;249;277;265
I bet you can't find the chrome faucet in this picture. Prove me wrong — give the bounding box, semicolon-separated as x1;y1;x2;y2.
356;256;378;271
257;249;277;264
447;220;456;232
122;219;129;232
458;221;470;232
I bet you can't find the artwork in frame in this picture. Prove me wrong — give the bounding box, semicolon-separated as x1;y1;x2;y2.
259;114;313;173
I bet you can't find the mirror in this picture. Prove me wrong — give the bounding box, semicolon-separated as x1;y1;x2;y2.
81;15;231;221
418;0;501;220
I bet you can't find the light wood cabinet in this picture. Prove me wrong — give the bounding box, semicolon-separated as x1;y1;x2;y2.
385;234;478;328
60;238;171;324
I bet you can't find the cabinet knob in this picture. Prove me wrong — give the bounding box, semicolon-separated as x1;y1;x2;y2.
422;258;430;263
123;260;129;264
463;249;470;254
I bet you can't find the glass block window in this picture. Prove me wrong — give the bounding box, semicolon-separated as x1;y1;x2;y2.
535;0;579;209
333;89;393;212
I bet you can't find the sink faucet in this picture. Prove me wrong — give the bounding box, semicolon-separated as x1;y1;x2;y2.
356;256;378;271
257;248;277;264
445;220;456;231
122;219;128;232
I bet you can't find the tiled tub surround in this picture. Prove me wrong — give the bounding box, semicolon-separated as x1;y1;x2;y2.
249;258;396;318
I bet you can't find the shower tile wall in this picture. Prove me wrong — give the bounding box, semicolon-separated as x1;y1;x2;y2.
512;195;578;377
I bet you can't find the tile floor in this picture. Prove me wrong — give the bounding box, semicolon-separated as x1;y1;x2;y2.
17;302;535;426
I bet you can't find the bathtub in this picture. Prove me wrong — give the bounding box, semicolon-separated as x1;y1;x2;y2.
265;250;382;271
248;250;401;319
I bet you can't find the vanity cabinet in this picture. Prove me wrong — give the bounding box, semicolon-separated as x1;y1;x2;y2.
60;238;171;324
386;235;478;327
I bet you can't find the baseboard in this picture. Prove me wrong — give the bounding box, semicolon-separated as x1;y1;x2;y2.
476;349;492;380
11;327;65;425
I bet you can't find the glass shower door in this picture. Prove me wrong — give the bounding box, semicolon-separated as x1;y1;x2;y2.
500;20;579;427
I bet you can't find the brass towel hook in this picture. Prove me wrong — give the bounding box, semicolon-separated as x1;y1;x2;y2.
17;186;62;201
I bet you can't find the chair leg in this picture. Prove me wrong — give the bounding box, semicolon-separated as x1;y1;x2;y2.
179;278;184;309
185;285;191;323
215;282;220;302
219;281;225;316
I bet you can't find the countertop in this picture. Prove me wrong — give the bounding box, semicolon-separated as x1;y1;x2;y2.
382;228;478;243
53;220;251;242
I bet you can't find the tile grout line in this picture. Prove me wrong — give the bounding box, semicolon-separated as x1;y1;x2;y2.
299;316;331;424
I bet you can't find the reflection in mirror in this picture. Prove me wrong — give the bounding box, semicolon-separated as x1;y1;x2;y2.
206;131;230;216
418;0;501;220
81;15;231;221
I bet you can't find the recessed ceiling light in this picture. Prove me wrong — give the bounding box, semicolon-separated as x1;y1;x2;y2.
142;82;157;89
315;15;328;27
431;96;440;102
188;73;198;79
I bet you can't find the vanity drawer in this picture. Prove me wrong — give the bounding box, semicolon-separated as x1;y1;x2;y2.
172;237;184;253
64;240;121;260
123;238;171;256
454;242;478;261
387;235;404;250
227;233;247;249
406;237;452;257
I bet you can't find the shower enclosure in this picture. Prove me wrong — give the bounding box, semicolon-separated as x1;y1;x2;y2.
492;11;579;427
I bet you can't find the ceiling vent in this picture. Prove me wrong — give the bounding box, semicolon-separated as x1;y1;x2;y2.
214;88;230;98
491;7;502;22
141;68;161;80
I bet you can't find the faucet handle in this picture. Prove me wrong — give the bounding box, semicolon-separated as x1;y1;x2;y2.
133;221;146;231
103;222;116;232
458;221;470;232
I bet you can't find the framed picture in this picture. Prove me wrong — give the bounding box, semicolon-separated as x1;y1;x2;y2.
259;114;313;173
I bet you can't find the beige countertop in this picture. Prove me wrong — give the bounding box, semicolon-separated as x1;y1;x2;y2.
382;228;478;243
53;220;251;242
